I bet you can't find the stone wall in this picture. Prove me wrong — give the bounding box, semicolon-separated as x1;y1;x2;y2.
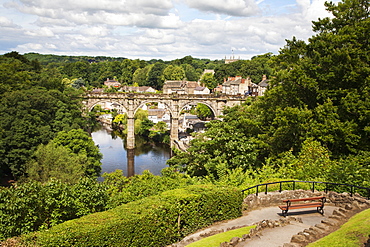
243;189;369;210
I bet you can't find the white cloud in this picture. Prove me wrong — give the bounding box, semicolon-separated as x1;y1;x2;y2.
0;16;19;27
0;0;343;60
25;27;54;37
184;0;260;16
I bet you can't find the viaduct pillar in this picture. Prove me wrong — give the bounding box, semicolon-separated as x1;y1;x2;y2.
170;117;179;148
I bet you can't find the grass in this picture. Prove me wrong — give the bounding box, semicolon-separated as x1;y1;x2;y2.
186;225;256;247
307;208;370;247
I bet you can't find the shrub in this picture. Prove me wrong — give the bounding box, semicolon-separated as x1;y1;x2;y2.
16;184;243;247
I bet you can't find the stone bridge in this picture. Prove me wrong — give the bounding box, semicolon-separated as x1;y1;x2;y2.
82;92;247;149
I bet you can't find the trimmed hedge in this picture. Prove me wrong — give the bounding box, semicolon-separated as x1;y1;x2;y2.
17;184;243;247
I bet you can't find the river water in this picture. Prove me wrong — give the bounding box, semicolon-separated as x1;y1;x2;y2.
91;127;171;178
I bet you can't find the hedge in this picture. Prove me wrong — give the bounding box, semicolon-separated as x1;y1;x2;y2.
16;184;243;247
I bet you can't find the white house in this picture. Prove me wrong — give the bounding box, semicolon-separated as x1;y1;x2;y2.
194;86;210;94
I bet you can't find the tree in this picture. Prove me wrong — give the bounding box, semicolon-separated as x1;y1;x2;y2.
25;142;86;183
196;103;213;120
52;129;102;177
147;62;166;89
133;65;152;86
182;64;199;81
168;102;265;178
162;65;186;81
266;0;370;158
200;72;217;89
0;88;86;178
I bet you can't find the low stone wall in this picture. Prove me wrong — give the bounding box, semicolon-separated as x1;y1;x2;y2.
218;190;370;247
243;189;369;210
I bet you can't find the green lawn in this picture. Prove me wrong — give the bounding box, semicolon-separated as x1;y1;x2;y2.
307;208;370;247
186;225;256;247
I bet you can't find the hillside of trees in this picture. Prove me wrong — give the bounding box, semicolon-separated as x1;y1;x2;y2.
0;0;369;244
22;52;272;90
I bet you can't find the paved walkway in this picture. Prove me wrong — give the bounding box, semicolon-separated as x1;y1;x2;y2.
174;205;338;247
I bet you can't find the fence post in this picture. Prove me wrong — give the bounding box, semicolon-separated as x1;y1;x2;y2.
256;185;259;196
293;181;295;191
350;186;353;197
279;182;282;193
312;182;315;192
265;184;268;194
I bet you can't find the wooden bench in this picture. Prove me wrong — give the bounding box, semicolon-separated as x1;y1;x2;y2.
278;196;326;216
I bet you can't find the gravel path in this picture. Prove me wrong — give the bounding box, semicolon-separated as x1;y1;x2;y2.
172;205;338;247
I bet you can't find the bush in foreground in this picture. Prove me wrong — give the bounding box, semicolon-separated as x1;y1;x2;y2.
12;184;242;247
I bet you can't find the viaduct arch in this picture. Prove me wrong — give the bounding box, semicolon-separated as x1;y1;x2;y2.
83;93;247;149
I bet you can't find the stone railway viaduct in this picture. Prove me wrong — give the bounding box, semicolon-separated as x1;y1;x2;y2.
83;92;247;149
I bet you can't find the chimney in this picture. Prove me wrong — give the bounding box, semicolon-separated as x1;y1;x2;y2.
262;75;267;81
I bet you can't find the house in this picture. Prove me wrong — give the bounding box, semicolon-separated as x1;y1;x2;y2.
104;78;121;88
148;109;170;125
138;86;156;93
181;114;201;129
185;81;200;94
258;75;269;96
213;84;222;93
163;81;185;94
162;80;201;94
192;122;207;132
222;76;251;95
248;83;259;96
122;86;156;93
194;86;210;94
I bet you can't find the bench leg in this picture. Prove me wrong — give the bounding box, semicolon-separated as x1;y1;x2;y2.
282;209;288;217
317;207;324;215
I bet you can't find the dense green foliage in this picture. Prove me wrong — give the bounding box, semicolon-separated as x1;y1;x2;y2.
168;0;370;189
102;169;198;209
0;169;199;241
0;178;108;240
16;185;242;247
0;53;88;179
21;54;228;90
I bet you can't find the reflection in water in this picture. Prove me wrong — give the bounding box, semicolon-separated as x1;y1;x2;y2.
91;127;171;178
127;149;135;177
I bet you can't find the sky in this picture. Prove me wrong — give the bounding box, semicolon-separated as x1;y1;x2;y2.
0;0;340;61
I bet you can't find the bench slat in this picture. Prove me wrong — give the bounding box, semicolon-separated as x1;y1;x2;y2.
282;196;325;203
279;202;322;210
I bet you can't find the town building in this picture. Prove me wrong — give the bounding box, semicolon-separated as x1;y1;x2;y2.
163;80;205;94
222;76;251;95
104;78;121;88
194;86;210;94
258;75;269;96
122;86;156;93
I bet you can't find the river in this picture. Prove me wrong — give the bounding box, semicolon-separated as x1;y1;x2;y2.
91;127;171;178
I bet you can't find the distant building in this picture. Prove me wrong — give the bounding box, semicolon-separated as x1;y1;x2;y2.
213;84;223;93
224;56;240;64
194;86;210;94
163;81;186;94
122;86;156;93
222;76;251;95
104;78;121;88
148;109;170;124
163;80;203;94
258;75;269;96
